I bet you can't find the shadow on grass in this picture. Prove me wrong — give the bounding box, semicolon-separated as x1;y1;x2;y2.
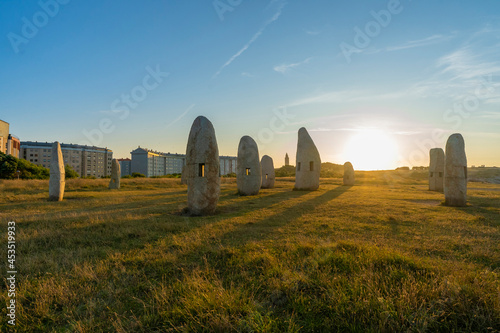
16;186;314;275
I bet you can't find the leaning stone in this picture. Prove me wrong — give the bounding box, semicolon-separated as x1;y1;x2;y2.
343;162;355;186
49;141;65;201
261;155;275;189
237;136;261;195
429;148;445;192
295;127;321;190
186;116;220;215
109;159;121;189
444;134;467;206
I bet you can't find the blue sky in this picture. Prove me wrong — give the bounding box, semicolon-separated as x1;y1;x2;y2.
1;0;499;169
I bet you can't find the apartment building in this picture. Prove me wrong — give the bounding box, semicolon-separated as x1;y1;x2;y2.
0;120;21;158
130;147;237;177
20;141;113;178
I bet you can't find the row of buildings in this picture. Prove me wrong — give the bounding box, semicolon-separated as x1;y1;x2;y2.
21;141;114;177
3;119;237;178
119;147;237;177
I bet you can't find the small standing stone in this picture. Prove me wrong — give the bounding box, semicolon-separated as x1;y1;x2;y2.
261;155;275;189
49;141;65;201
109;159;121;189
295;127;321;190
444;134;467;207
237;136;261;195
343;162;355;186
186;116;220;215
429;148;445;192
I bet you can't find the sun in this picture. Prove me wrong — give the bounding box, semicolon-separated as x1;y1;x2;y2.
342;129;399;171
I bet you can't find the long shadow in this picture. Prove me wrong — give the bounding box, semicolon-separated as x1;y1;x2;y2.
15;185;314;275
215;186;351;247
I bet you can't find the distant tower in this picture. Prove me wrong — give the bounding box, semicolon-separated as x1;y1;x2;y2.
285;153;289;166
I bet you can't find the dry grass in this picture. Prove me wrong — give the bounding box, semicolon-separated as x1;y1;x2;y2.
0;173;499;332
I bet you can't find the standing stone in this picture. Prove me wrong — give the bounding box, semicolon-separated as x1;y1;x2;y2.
237;136;261;195
444;134;467;206
186;116;220;215
261;155;275;189
343;162;355;186
429;148;445;192
180;165;187;185
49;141;65;201
109;159;121;189
295;127;321;190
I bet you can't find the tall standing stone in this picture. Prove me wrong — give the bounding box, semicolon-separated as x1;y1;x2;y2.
429;148;445;192
109;159;121;189
295;127;321;190
444;134;467;207
181;165;187;185
237;136;261;195
49;141;65;201
261;155;275;189
186;116;220;215
343;162;355;186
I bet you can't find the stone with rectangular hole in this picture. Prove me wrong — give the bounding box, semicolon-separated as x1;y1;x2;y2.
261;155;275;189
237;135;261;195
186;116;220;215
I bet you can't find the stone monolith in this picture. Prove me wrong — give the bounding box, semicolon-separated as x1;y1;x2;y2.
444;134;467;207
109;159;120;189
261;155;275;189
181;165;187;185
186;116;220;215
429;148;445;192
295;127;321;190
343;162;355;186
49;141;65;201
237;136;261;195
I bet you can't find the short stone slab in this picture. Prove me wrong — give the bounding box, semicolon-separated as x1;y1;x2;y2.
343;161;355;186
429;148;445;192
261;155;275;189
444;133;467;207
237;136;261;196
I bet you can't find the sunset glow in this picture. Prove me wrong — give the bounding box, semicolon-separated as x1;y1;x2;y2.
342;129;399;171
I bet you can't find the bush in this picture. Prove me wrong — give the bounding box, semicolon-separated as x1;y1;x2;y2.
222;172;236;178
122;175;133;179
65;164;79;179
0;152;50;179
131;172;146;178
275;165;295;177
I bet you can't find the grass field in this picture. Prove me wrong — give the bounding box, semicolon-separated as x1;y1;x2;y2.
1;172;499;332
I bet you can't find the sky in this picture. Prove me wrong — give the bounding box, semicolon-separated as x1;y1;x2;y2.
1;0;500;170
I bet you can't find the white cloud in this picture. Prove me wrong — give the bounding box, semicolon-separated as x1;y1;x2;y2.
273;57;312;74
165;104;195;128
213;1;287;78
386;34;455;52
